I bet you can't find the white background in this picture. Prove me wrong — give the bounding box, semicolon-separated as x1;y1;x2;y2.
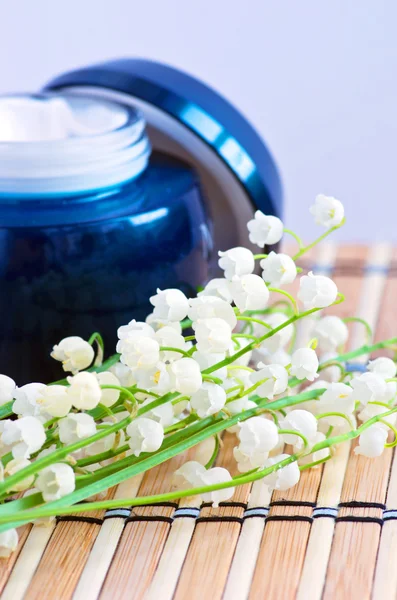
2;0;397;241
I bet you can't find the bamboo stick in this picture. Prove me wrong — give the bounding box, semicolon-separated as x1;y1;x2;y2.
99;446;199;600
298;243;392;600
24;499;112;600
223;243;335;600
173;433;250;600
370;249;397;600
0;525;31;595
1;523;55;600
72;474;144;600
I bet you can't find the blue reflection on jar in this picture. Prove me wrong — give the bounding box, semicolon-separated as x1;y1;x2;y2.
0;94;212;383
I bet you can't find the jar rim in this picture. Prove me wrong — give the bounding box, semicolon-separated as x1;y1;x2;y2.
0;93;151;195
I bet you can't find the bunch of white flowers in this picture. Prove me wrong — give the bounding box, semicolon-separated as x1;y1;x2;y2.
0;193;396;556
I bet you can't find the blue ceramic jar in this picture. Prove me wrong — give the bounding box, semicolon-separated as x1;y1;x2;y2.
0;59;282;384
0;94;211;382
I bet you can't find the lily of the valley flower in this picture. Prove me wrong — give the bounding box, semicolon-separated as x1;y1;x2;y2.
260;252;297;287
51;336;94;373
218;247;255;280
310;194;344;228
298;272;338;309
290;348;319;381
150;288;189;322
247;211;284;247
126;418;164;457
35;463;76;501
230;274;269;312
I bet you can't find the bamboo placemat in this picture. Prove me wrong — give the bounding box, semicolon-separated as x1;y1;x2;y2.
1;243;397;600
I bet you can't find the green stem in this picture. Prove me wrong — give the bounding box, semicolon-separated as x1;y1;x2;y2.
205;436;220;469
268;288;299;315
343;317;372;343
237;315;272;330
159;346;190;358
293;218;346;261
283;228;304;249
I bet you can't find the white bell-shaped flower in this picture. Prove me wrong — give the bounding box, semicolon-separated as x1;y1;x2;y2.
109;362;136;388
149;288;189;322
194;351;228;380
200;467;234;507
96;371;121;407
247;211;284;247
173;461;233;506
2;416;46;459
380;381;397;404
255;312;294;354
170;358;203;395
310;194;344;228
218;247;255;280
262;454;300;491
126;418;164;457
173;460;207;488
117;319;155;340
51;336;94;373
290;348;319;381
227;337;253;368
66;372;102;410
155;326;188;362
316;382;355;425
198;278;233;303
189;296;237;330
354;424;388;458
36;463;76;502
12;382;46;417
312;316;349;352
358;403;397;428
135;362;173;396
195;318;232;355
234;417;279;472
262;349;292;367
230;274;269;312
0;375;16;405
117;335;160;372
58;413;97;445
36;385;72;418
298;432;330;465
350;372;387;406
367;357;397;380
279;410;318;449
145;313;182;334
4;458;35;492
85;424;117;456
141;397;174;427
190;382;227;418
298;272;338;309
249;363;288;400
260;252;297;287
0;529;18;558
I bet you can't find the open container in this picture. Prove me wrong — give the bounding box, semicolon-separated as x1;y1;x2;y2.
0;58;282;382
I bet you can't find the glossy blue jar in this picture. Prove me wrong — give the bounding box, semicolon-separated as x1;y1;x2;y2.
0;94;212;383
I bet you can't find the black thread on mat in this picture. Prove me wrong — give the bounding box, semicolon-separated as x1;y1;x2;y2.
196;516;244;525
266;516;313;524
201;501;248;509
56;515;103;525
269;500;316;508
338;501;386;510
335;516;383;526
132;502;179;509
126;515;174;524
